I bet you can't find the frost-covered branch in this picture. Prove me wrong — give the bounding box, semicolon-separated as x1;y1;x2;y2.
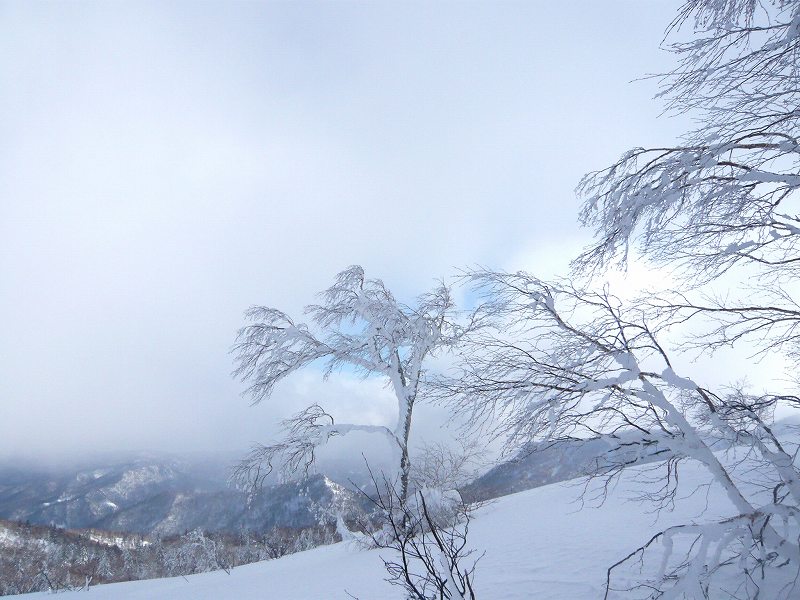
605;505;800;600
441;272;763;513
231;404;397;494
439;270;800;598
233;266;476;501
641;289;800;366
577;0;800;282
552;2;800;597
576;136;800;280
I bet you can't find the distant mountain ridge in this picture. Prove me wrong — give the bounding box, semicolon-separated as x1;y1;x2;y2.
461;433;675;503
0;457;364;536
1;434;676;535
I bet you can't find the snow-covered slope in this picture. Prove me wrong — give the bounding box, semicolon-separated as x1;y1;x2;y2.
22;457;738;599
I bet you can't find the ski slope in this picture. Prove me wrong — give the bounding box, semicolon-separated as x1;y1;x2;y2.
22;457;739;599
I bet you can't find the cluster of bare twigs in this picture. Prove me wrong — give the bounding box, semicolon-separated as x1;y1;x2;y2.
354;470;481;600
232;266;481;503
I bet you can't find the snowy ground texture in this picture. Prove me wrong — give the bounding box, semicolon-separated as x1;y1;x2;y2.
21;456;744;600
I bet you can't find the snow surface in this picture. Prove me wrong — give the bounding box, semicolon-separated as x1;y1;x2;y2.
22;457;738;599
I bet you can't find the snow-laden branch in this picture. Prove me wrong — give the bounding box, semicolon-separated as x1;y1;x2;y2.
576;136;800;280
541;2;800;597
440;270;800;596
231;404;397;494
233;266;479;501
576;0;800;283
605;504;800;600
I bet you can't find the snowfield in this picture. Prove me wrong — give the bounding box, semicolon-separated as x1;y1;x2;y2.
23;457;739;600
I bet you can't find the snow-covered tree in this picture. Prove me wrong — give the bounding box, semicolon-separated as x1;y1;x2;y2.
577;0;800;502
165;529;231;576
440;1;800;597
577;0;800;286
410;438;487;495
575;0;800;367
442;271;800;596
232;265;474;502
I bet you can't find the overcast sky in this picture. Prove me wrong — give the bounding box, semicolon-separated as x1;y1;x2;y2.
0;1;697;465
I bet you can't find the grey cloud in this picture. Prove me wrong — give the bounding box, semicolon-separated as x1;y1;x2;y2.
0;1;685;462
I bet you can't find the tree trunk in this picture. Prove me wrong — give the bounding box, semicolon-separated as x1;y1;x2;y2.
398;395;415;503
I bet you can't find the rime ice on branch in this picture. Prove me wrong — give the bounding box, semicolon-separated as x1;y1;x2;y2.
441;3;800;596
577;0;800;284
528;0;800;596
232;266;476;501
443;268;800;598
